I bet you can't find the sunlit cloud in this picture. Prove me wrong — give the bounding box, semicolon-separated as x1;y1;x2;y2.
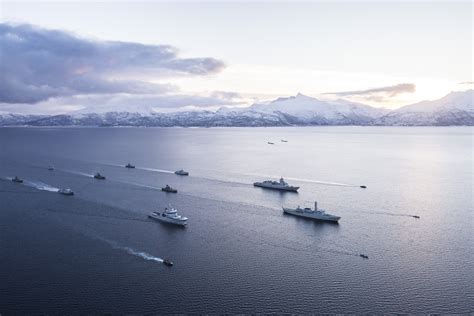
323;83;416;102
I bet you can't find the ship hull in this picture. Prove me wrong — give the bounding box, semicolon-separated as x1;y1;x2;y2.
161;188;178;193
148;214;187;226
254;183;299;192
283;208;340;222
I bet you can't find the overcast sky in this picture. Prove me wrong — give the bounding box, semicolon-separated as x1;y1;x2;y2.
1;1;472;114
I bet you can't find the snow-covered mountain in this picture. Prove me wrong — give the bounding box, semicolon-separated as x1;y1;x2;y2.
248;93;389;125
1;90;472;126
374;90;473;126
14;93;390;127
0;113;48;126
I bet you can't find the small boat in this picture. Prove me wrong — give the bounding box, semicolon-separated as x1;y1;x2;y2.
47;166;54;171
11;176;23;183
125;163;135;169
360;254;369;259
163;259;173;266
254;178;299;192
161;185;177;193
360;185;367;189
174;169;189;176
281;139;288;142
93;172;106;180
267;142;274;145
412;215;420;219
58;188;74;196
148;206;188;226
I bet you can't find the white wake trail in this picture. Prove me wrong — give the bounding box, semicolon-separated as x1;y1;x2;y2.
118;246;164;263
54;169;97;178
138;167;175;174
23;180;60;192
96;162;174;174
2;177;60;192
243;172;362;188
98;238;164;263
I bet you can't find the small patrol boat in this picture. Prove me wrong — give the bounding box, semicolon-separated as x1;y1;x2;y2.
360;254;369;259
94;173;106;180
125;163;135;168
174;169;189;176
163;259;173;266
360;185;367;189
58;188;74;196
11;176;23;183
47;166;54;171
161;184;177;193
267;141;275;145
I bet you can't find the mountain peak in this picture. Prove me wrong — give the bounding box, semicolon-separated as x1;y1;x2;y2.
374;89;473;125
395;89;473;114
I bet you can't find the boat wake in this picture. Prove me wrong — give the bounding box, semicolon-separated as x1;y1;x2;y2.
100;238;163;263
282;177;363;188
361;210;421;219
60;169;95;178
189;174;250;186
102;162;363;188
137;167;175;174
240;230;366;259
2;176;60;192
118;246;164;263
23;180;60;192
126;181;161;191
89;162;175;175
44;208;151;223
86;161;366;188
243;172;365;188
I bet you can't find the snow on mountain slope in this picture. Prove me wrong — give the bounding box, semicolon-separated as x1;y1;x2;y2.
73;103;158;115
250;93;389;124
1;91;472;126
375;90;473;126
0;113;47;126
395;90;473;113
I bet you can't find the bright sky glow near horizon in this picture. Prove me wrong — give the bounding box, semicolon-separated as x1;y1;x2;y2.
0;0;472;114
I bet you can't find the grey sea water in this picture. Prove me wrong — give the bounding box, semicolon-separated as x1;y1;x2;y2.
0;126;472;313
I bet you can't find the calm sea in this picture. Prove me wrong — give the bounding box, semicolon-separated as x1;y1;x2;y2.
0;126;472;313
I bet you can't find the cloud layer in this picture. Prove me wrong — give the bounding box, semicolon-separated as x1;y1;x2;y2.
0;23;225;104
324;83;416;102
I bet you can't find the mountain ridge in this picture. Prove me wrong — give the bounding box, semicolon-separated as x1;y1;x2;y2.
1;90;472;126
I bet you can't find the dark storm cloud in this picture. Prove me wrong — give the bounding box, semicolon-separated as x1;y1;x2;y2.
0;23;225;104
324;83;416;98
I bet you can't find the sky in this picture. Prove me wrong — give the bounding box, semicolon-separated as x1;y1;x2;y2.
0;0;472;114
